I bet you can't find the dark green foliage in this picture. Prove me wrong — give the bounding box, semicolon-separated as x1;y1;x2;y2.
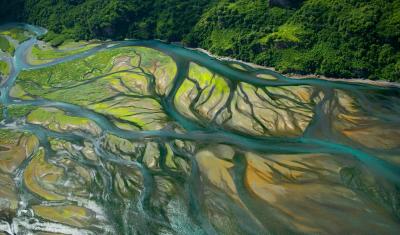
270;0;305;8
0;36;15;55
187;0;400;81
1;0;399;81
41;31;69;47
12;0;212;42
0;61;9;77
7;105;35;119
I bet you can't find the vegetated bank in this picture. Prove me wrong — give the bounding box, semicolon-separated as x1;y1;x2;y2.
1;0;399;81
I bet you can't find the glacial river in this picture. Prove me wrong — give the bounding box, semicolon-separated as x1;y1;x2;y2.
1;23;400;234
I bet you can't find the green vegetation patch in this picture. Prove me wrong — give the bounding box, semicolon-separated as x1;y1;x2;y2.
41;31;74;47
0;35;14;55
89;96;167;130
0;60;10;77
27;107;88;126
7;105;36;119
188;62;229;96
29;41;100;65
209;29;240;54
261;23;309;44
0;27;31;43
16;46;176;100
26;107;100;135
18;47;133;90
43;76;120;105
0;129;21;145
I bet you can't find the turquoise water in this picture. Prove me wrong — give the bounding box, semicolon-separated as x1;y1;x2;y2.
1;24;400;234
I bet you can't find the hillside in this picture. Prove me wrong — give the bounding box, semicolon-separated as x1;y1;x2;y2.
1;0;399;81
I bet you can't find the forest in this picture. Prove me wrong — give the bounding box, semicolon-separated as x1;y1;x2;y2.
1;0;399;81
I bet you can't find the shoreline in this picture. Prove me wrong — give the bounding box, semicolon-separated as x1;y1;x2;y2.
193;47;400;88
5;27;399;89
1;22;398;88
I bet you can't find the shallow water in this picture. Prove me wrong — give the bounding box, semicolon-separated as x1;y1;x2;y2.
1;24;400;235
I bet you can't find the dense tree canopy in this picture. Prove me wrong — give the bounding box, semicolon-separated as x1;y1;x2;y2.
1;0;399;81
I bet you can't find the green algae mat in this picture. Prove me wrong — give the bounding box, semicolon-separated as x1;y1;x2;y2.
1;24;400;235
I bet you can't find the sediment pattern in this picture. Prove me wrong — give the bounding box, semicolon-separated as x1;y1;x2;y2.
1;24;400;235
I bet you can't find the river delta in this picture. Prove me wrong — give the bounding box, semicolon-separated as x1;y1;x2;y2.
0;24;400;235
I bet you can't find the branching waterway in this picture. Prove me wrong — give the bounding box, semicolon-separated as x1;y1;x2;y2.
1;24;400;235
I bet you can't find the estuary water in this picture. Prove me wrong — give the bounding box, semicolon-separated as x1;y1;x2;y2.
1;23;400;235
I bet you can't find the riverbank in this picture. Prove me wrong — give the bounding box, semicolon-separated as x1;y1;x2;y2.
16;30;399;89
193;47;400;89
